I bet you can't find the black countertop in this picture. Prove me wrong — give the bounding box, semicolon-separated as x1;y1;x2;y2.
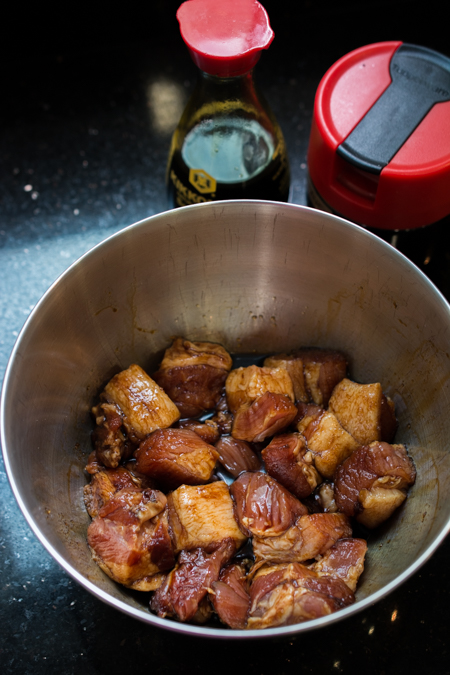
1;1;449;672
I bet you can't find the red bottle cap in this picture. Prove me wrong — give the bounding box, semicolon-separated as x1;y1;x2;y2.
307;42;450;230
176;0;274;78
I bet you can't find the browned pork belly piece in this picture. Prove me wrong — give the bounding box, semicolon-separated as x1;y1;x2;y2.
301;410;360;479
92;364;180;468
252;513;352;565
153;338;232;418
85;450;104;475
87;487;175;590
158;337;233;371
309;538;367;592
262;433;321;499
151;538;236;623
334;441;416;528
167;481;247;554
210;562;251;629
230;472;307;538
296;348;348;407
83;466;155;518
328;378;398;445
210;409;234;435
316;482;338;513
294;402;324;433
225;365;295;414
231;392;298;443
247;562;354;629
177;418;220;445
263;354;309;403
215;436;261;477
134;428;219;490
91;401;134;469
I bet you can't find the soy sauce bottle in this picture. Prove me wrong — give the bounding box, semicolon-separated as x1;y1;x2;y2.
307;41;450;292
167;0;290;208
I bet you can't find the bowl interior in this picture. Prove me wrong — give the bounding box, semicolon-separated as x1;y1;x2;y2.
2;200;450;637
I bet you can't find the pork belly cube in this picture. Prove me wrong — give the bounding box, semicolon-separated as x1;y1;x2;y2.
302;410;360;478
167;481;247;554
91;401;135;469
215;436;261;478
210;562;251;629
134;428;219;490
177;418;220;445
210;409;234;435
294;402;324;434
225;365;295;414
96;364;180;455
151;538;235;623
87;488;175;590
153;338;232;418
158;337;233;371
230;472;307;538
334;441;416;528
231;391;298;443
262;433;321;499
316;482;338;513
247;562;354;629
83;466;154;518
328;378;398;445
310;538;367;592
296;348;348;407
252;513;352;565
263;354;308;403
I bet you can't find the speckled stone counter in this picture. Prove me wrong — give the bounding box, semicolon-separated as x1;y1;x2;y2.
1;2;449;673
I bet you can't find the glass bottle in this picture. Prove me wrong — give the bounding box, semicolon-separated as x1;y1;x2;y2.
167;0;290;209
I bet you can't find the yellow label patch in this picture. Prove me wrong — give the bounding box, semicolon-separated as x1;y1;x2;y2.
189;168;217;194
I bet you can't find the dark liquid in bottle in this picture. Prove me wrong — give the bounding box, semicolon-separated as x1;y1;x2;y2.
167;118;290;208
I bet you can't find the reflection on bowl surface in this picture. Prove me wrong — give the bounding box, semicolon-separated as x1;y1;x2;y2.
2;200;450;638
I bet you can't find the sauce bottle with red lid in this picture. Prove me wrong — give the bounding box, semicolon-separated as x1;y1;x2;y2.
167;0;290;208
307;41;450;284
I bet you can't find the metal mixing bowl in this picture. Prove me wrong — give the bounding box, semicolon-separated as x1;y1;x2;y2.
2;200;450;638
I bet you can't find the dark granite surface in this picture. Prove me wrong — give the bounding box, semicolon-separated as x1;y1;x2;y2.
1;1;449;672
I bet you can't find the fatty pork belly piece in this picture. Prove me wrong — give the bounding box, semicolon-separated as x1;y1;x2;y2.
328;378;398;445
168;481;247;554
295;402;324;433
153;338;232;418
298;348;348;407
87;487;175;591
225;365;295;414
230;472;307;538
300;409;360;479
310;537;367;592
247;562;354;629
134;428;219;490
92;364;180;468
215;436;261;478
210;562;251;629
262;433;321;500
252;513;352;565
151;538;235;623
263;354;309;403
83;466;155;518
177;418;220;445
91;402;134;470
315;482;338;513
334;441;416;528
231;391;298;443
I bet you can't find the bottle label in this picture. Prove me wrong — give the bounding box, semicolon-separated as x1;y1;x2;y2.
169;169;215;207
188;168;217;194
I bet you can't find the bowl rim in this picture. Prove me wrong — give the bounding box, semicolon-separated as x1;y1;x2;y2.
2;199;450;638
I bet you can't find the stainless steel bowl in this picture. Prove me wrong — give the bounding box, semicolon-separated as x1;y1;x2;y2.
2;200;450;638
